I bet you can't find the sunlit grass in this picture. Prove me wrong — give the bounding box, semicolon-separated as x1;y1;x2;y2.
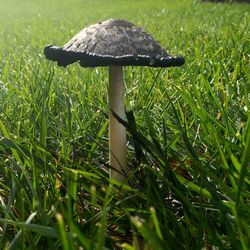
0;0;249;249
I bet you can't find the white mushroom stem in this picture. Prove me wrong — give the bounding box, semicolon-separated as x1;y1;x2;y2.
108;65;128;182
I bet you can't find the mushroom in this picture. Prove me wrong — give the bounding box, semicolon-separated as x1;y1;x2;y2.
44;19;185;183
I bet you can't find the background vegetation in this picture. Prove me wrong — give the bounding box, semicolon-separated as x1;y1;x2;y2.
0;0;249;249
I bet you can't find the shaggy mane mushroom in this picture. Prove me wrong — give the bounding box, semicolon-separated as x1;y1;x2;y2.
44;19;185;182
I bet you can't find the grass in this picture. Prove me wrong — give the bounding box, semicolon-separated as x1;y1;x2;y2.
0;0;249;249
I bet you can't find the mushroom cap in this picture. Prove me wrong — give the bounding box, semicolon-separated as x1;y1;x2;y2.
44;19;185;68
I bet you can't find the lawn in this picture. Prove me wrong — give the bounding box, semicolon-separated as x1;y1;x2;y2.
0;0;249;249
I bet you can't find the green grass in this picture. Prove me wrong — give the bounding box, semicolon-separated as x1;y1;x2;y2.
0;0;250;249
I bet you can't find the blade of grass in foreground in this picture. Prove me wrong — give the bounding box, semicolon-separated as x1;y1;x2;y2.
8;212;37;250
0;218;59;238
56;213;71;250
130;216;165;250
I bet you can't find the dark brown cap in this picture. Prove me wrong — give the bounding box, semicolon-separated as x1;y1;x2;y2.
44;19;185;68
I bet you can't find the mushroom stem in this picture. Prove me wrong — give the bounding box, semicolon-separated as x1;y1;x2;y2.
108;65;128;182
